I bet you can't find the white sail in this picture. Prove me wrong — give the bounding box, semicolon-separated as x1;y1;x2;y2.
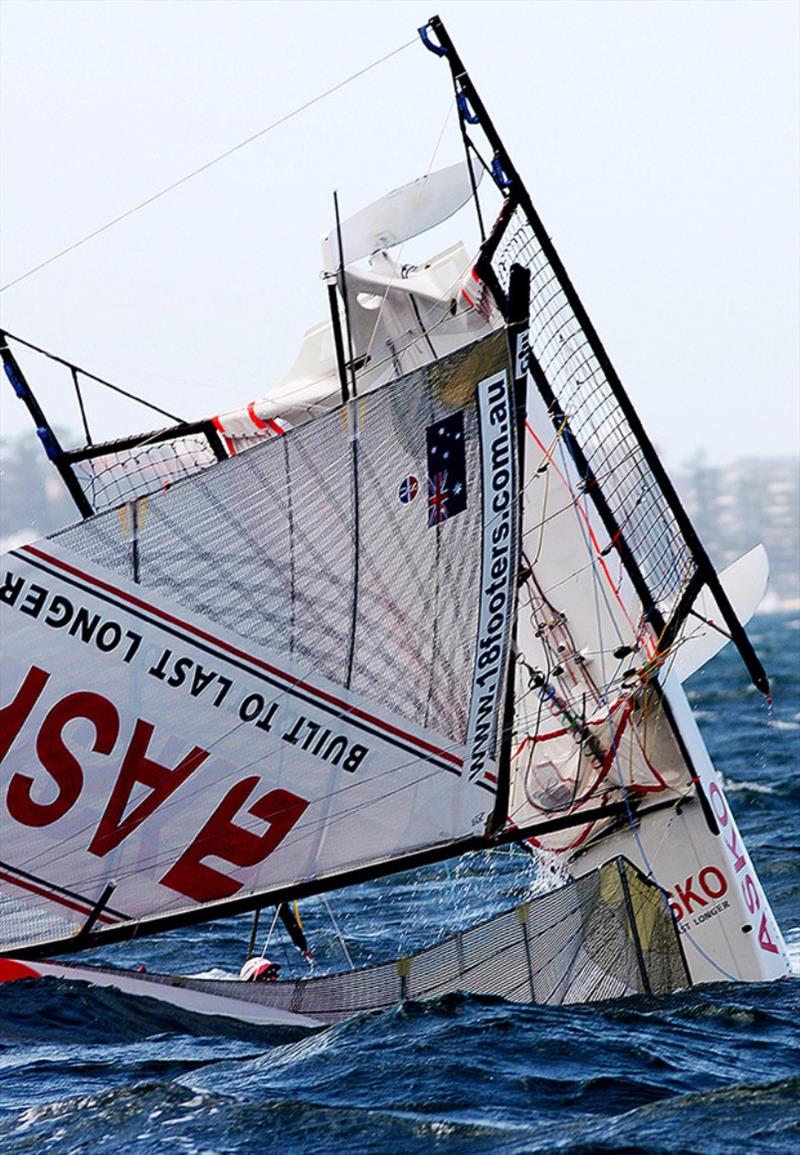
320;161;483;271
0;332;518;954
214;241;500;442
670;545;769;683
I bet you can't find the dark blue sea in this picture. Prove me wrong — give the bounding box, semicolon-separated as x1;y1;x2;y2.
1;613;798;1154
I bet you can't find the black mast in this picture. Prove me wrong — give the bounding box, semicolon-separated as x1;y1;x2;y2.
489;262;530;834
419;14;769;699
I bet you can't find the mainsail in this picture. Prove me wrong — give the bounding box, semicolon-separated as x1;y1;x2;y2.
0;333;521;955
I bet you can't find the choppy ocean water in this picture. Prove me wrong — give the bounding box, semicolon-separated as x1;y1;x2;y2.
1;613;798;1154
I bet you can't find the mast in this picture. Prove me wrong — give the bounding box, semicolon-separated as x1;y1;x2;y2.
419;15;769;700
333;190;358;400
331;190;362;690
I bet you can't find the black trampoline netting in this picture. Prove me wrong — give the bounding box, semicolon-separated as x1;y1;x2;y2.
91;857;688;1024
484;200;696;621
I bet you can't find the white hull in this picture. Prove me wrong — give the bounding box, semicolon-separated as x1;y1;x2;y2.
0;956;323;1028
574;673;791;985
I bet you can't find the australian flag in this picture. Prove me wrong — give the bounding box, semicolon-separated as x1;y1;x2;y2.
426;411;467;528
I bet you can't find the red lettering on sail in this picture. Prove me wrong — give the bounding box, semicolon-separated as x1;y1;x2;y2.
0;665;50;762
742;873;760;915
88;720;210;857
159;778;308;902
708;780;728;824
7;690;119;827
674;876;707;914
698;865;727;900
722;823;746;874
758;912;779;954
668;865;729;920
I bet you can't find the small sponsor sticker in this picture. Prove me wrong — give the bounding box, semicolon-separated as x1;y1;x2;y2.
397;475;419;505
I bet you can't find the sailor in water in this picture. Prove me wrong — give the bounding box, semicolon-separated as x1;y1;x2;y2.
240;957;281;983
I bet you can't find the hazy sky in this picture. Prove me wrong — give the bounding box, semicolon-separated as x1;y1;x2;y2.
1;0;798;468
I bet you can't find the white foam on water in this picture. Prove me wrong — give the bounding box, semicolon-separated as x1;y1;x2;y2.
722;777;776;795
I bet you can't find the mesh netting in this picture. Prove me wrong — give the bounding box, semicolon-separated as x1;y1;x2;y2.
66;429;224;513
488;203;696;617
53;333;509;745
99;858;688;1023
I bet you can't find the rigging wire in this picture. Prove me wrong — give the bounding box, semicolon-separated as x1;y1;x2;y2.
509;414;675;840
549;430;739;981
259;905;282;959
2;330;185;422
361;98;455;371
0;38;418;295
322;896;354;968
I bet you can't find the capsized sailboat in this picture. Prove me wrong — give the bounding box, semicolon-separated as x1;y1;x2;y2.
0;16;789;1027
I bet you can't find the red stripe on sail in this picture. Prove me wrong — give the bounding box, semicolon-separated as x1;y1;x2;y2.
20;545;463;771
212;416;237;457
0;870;118;925
247;401;268;430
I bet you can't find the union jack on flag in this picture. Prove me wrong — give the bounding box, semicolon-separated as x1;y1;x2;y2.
426;411;467;528
428;471;450;526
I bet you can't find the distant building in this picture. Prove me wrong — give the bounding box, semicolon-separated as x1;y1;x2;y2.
676;456;800;609
0;435;75;550
2;435;799;608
